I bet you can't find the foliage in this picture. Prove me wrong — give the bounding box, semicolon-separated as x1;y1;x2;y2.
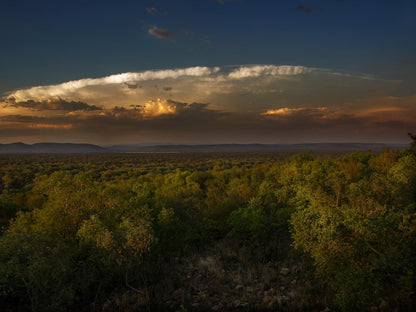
291;151;416;310
0;150;415;310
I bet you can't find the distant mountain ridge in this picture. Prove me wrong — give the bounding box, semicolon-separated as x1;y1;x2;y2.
0;143;106;153
0;142;408;153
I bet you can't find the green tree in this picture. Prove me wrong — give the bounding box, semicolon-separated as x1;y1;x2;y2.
291;151;416;310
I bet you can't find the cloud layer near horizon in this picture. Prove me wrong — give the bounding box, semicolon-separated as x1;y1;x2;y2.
1;65;415;144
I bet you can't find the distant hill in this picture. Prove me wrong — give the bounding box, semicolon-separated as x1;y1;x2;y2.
108;143;407;153
0;143;105;153
0;142;407;153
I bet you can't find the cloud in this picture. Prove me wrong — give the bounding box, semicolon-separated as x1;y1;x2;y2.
146;7;159;14
262;107;327;117
148;26;174;42
1;114;49;123
295;6;324;14
28;123;73;129
216;0;239;4
7;97;101;111
0;114;73;129
375;120;405;129
2;65;399;119
258;95;416;136
145;7;167;16
1;95;415;144
124;82;139;89
142;98;182;118
67;99;212;121
260;107;351;127
2;64;412;144
3;66;397;114
7;66;220;101
228;65;311;79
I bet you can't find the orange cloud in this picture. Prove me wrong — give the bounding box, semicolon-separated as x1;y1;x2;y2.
262;107;328;117
28;123;73;129
142;98;178;117
0;121;73;129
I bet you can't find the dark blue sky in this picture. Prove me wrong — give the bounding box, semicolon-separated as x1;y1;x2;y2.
1;0;415;94
1;0;416;144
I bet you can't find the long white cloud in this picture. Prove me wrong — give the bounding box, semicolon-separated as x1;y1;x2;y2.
228;65;311;79
8;66;221;101
7;65;310;102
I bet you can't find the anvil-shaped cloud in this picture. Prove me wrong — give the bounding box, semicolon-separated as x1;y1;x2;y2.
7;66;220;102
1;65;414;144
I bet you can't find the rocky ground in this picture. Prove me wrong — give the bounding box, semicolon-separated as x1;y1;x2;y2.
102;239;329;311
101;238;407;311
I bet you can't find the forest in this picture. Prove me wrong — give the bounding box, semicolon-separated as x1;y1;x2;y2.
0;146;415;311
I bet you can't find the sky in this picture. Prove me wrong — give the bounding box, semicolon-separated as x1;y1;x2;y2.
1;0;416;145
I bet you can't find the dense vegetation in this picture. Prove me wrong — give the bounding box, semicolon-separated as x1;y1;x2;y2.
0;149;415;311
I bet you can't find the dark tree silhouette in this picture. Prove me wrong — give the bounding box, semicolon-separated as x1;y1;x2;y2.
409;133;416;151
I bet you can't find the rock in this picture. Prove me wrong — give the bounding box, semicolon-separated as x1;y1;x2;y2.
235;284;244;290
379;299;389;311
102;300;111;311
280;267;290;275
172;289;184;300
